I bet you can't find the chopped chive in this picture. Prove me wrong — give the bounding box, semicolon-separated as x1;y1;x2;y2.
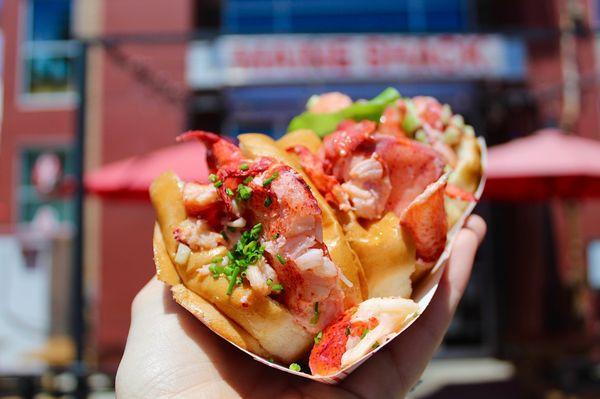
345;326;351;336
250;223;262;237
237;184;253;201
226;268;240;295
208;174;217;183
262;171;279;187
314;331;323;344
276;254;286;264
212;223;265;295
240;163;249;171
360;328;369;339
243;176;253;184
266;278;284;293
272;232;280;239
310;302;320;325
289;363;301;372
214;180;223;188
268;358;275;363
264;196;273;207
271;284;283;293
226;188;234;197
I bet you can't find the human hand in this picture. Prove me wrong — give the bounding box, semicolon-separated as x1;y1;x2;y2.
116;215;486;398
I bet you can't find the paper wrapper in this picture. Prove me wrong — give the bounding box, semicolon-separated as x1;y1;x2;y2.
154;137;487;384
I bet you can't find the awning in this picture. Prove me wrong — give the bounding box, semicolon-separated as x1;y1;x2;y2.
485;129;600;201
85;141;208;200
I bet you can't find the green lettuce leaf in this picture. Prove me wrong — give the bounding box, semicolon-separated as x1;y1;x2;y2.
287;87;401;138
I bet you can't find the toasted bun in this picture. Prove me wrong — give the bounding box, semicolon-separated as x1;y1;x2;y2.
153;223;181;285
446;135;482;229
170;284;271;357
343;212;416;298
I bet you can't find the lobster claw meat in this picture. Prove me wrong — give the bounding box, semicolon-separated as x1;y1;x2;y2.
400;174;449;262
309;297;419;376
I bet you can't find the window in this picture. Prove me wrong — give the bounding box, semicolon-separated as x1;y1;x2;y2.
21;0;76;106
19;146;75;225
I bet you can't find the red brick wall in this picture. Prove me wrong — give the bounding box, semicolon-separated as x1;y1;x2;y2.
95;0;192;370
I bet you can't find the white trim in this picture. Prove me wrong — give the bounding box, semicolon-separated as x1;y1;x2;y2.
18;91;76;110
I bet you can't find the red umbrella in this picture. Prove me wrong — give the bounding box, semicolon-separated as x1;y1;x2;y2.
485;128;600;201
85;141;208;200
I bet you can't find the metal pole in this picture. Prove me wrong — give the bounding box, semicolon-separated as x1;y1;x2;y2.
71;40;88;398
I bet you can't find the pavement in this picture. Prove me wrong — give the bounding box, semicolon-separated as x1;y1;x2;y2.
409;357;517;399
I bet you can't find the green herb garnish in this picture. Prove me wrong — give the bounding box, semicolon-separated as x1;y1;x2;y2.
402;99;422;135
289;363;301;372
345;326;351;336
208;174;217;183
272;284;283;293
243;176;253;184
314;331;323;344
310;302;320;325
276;254;286;264
214;180;223;188
266;278;284;293
264;196;273;207
209;263;224;278
237;184;253;201
227;226;236;232
262;172;279;187
226;188;234;197
372;342;380;349
272;233;280;239
415;129;428;143
211;223;265;295
240;163;249;171
250;223;262;236
360;328;369;339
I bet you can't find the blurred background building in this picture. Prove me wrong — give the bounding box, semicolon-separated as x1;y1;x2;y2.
0;0;599;397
